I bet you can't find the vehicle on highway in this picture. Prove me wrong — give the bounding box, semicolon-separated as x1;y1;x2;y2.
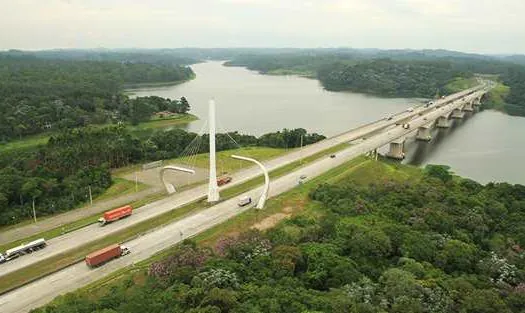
300;174;307;180
98;205;133;226
217;176;232;186
330;154;336;158
0;238;47;263
85;244;130;268
402;123;410;129
386;115;394;120
238;196;252;207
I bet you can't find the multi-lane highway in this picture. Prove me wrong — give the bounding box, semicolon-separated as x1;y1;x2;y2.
0;85;488;312
0;96;441;277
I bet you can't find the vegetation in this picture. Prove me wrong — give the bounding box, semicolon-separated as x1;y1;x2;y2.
226;51;525;116
0;142;349;295
0;126;324;226
317;59;471;97
32;160;525;313
0;55;194;141
444;77;479;93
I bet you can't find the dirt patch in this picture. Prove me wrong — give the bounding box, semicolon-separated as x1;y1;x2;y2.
251;213;291;231
121;163;208;188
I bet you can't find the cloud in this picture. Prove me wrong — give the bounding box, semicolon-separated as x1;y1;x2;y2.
0;0;524;53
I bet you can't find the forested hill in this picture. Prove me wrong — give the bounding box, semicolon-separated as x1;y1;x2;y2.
0;56;195;141
226;52;525;116
318;59;470;97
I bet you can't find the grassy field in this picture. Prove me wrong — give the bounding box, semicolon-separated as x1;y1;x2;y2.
113;146;289;177
175;146;289;174
484;82;511;110
0;142;351;295
444;77;479;93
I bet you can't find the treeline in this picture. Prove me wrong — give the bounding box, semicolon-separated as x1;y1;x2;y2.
227;52;525;116
318;59;470;97
0;126;324;225
0;56;194;141
32;164;525;313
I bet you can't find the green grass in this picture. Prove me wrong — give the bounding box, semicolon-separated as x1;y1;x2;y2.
444;77;479;93
128;114;198;131
114;146;289;177
0;133;50;153
175;146;288;175
484;82;510;110
0;142;352;295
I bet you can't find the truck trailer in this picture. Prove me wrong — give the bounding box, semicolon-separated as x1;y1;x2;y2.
98;205;133;226
0;238;47;264
217;176;232;186
85;244;130;267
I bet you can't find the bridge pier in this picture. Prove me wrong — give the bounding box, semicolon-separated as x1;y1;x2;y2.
451;109;465;119
386;138;405;160
436;116;451;128
462;101;474;112
416;125;432;141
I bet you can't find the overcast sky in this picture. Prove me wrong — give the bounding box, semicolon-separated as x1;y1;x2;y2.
1;0;524;54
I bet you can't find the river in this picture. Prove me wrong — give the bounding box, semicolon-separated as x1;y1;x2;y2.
128;61;525;185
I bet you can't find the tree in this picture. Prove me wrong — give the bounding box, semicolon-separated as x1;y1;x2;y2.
179;96;191;114
424;165;453;183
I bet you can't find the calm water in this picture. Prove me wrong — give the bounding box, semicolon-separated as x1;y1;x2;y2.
129;61;525;185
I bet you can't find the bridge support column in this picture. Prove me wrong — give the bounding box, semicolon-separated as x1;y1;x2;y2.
463;101;474;112
451;109;465;119
436;116;451;128
416;126;432;141
386;139;405;160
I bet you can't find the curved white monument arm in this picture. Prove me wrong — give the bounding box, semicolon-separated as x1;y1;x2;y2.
231;155;269;209
160;166;195;194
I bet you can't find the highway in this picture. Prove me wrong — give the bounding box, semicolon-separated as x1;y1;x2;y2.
0;86;488;312
0;95;445;277
0;84;482;247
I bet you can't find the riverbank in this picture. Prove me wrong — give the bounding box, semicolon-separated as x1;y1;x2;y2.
123;72;197;91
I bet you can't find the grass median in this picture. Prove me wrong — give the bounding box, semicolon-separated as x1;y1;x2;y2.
0;142;351;295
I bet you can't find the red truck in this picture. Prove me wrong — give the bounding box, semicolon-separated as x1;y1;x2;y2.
217;176;232;186
98;205;133;226
85;244;130;268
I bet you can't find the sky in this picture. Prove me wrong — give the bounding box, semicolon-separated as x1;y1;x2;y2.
1;0;524;54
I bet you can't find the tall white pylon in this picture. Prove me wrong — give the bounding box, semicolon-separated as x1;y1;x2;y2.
207;99;220;202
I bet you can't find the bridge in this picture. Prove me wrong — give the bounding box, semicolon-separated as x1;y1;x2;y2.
0;83;491;313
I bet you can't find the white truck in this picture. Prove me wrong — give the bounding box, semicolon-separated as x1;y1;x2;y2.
0;238;47;264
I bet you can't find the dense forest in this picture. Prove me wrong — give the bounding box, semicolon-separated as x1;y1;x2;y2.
0;126;324;226
317;59;470;97
0;56;195;141
226;51;525;116
32;164;525;313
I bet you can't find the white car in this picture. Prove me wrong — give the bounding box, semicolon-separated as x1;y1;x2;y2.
238;196;252;207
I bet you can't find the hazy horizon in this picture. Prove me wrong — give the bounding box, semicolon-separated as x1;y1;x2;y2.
2;0;524;54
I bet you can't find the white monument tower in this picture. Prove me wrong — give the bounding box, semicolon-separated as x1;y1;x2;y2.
207;100;220;202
